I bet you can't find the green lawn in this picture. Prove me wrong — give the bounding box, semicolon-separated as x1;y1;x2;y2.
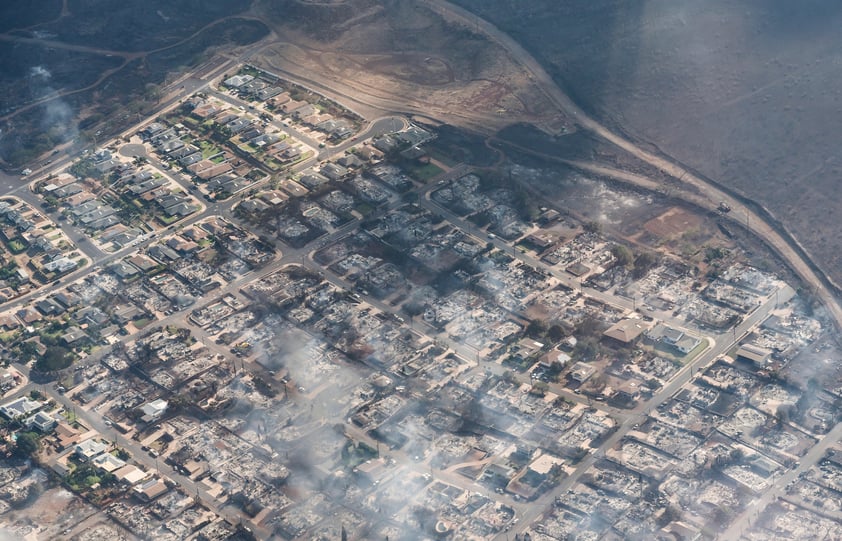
199;140;221;159
133;317;153;329
676;338;711;365
263;157;283;171
237;143;256;155
157;214;180;226
355;203;374;217
6;239;26;254
408;162;444;182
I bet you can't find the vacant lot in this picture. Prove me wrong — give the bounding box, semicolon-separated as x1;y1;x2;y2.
0;43;123;112
0;0;62;33
251;0;571;136
27;0;251;52
454;0;842;285
0;13;268;167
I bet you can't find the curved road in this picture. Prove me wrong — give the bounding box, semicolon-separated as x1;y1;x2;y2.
0;112;405;313
421;1;842;540
423;0;842;337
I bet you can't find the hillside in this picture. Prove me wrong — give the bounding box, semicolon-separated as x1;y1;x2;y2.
453;0;842;286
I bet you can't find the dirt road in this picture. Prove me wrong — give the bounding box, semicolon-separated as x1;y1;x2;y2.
424;0;842;335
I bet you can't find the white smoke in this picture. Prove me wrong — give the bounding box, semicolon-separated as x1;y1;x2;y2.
29;65;51;79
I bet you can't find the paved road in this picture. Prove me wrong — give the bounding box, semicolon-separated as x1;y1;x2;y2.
205;88;320;153
418;180;709;338
7;364;266;536
425;0;842;338
493;284;793;540
1;19;821;535
0;106;405;312
719;418;842;540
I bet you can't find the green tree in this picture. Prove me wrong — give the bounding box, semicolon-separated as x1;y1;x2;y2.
573;337;600;361
632;251;660;279
576;315;602;338
583;221;601;234
611;244;634;268
547;324;566;343
35;346;74;372
13;431;40;459
704;246;728;263
525;319;547;339
530;381;549;396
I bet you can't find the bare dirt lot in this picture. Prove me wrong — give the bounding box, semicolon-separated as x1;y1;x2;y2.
0;476;130;540
644;207;703;240
250;0;571;136
453;0;842;287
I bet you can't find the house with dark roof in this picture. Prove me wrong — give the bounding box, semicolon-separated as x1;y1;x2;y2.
257;86;283;100
79;205;117;225
169;145;198;160
239;199;270;214
89;216;121;231
109;230;142;247
226;118;252;134
35;298;64;316
337;154;363;169
128;255;158;273
110;260;141;280
292;103;318;119
148;245;180;262
53;291;82;309
299;172;330;189
96;158;121;173
239;128;262;141
141;122;165;138
53;183;84;199
113;304;144;325
179;153;203;167
166;237;199;254
61;327;89;346
207;175;246;195
321;163;349;181
75;306;109;327
26;411;57;432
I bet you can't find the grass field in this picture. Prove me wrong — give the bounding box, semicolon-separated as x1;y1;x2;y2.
407;162;443;182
